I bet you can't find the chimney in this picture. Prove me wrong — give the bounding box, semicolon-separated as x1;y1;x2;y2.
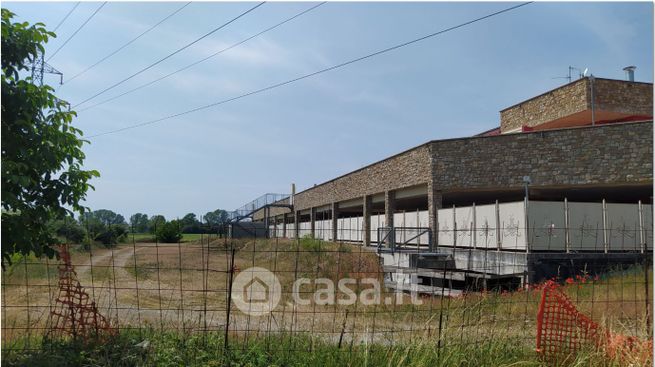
290;183;295;206
623;66;636;82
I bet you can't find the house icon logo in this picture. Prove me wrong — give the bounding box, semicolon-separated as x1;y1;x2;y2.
231;267;281;316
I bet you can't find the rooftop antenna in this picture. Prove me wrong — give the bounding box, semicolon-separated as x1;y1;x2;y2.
552;66;587;84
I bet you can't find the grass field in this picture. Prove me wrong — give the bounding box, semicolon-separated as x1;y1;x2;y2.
1;238;652;366
128;233;207;243
1;327;643;367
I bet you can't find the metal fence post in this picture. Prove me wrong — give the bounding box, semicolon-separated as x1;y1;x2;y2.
452;205;457;248
495;200;501;251
564;198;570;253
602;199;608;253
224;247;235;352
524;196;530;254
638;200;645;253
472;202;477;250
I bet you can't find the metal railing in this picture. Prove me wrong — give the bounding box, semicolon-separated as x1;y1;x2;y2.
227;193;289;221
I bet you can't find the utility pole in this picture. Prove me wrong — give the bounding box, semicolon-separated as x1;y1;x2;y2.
31;52;70;111
31;52;64;86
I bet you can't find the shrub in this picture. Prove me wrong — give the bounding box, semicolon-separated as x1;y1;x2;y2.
94;225;127;247
155;220;182;243
300;234;322;252
52;218;86;244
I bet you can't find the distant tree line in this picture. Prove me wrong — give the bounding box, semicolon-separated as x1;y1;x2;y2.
52;209;230;246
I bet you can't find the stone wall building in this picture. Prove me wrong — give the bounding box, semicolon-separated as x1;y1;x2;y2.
240;76;653;286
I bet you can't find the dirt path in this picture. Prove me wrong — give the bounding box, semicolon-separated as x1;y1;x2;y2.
76;245;137;277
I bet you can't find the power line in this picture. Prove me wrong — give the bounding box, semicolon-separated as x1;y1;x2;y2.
87;2;533;139
73;2;266;109
47;2;107;62
53;2;81;32
78;2;325;113
63;2;192;86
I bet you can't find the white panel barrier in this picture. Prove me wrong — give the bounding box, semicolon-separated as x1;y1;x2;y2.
280;201;651;252
455;205;474;248
393;212;405;243
499;201;526;251
644;204;653;250
474;204;497;249
299;222;310;238
606;203;649;251
370;214;380;243
438;207;455;247
287;223;295;239
418;210;430;245
528;202;566;251
566;202;604;251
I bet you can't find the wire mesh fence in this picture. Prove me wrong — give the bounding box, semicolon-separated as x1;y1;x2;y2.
1;232;652;365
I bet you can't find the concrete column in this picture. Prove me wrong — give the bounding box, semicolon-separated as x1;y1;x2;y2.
331;202;339;242
273;214;278;238
363;195;372;246
310;207;316;239
282;213;287;238
428;183;443;251
385;190;396;246
264;207;269;239
294;211;300;239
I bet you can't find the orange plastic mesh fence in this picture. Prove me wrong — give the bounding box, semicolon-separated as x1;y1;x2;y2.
536;280;652;364
47;245;115;341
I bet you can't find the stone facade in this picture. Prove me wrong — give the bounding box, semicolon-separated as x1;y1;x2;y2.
500;78;653;133
292;145;432;211
500;78;588;132
265;121;652;218
430;121;652;191
592;78;653;116
255;121;651;249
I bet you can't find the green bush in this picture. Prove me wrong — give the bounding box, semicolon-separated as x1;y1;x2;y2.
300;234;322;252
155;220;182;243
51;217;86;244
94;225;127;247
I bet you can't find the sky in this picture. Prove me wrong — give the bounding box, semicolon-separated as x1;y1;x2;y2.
5;1;654;219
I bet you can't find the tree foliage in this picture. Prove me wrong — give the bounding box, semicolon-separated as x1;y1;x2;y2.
84;209;125;226
204;209;228;233
1;9;99;267
50;216;86;244
79;210;127;246
180;212;203;233
155;220;182;243
148;215;166;233
129;213;149;232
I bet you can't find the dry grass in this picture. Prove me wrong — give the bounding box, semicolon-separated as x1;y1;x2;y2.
1;238;651;356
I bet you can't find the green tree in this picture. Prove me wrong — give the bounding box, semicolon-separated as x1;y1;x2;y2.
87;209;125;226
181;213;198;227
148;215;166;233
155;220;182;243
1;9;98;267
50;216;86;244
204;209;228;231
180;212;203;233
129;213;149;233
79;210;127;247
